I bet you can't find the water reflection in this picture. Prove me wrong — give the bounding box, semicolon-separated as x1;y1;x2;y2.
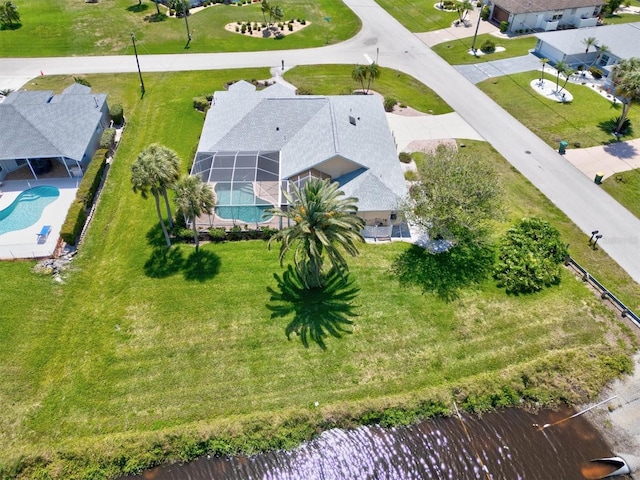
123;406;625;480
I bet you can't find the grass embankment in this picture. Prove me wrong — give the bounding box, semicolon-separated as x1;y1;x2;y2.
0;0;359;57
373;0;458;32
431;33;536;65
602;169;640;220
477;71;640;148
283;65;453;114
0;70;638;479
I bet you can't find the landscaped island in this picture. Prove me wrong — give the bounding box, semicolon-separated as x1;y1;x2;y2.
0;68;638;480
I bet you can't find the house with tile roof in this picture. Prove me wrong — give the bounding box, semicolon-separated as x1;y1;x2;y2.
191;81;407;230
489;0;605;34
0;83;109;180
534;22;640;75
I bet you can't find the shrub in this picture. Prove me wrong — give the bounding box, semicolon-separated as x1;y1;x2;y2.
398;152;412;163
296;87;313;95
500;21;509;33
494;217;568;294
99;128;116;151
288;23;293;31
241;23;246;33
275;32;285;39
481;5;490;20
589;66;603;79
300;19;306;25
174;227;195;242
404;170;418;181
480;39;495;53
383;96;397;112
73;76;91;87
76;148;108;210
208;227;227;241
60;201;87;246
109;103;124;126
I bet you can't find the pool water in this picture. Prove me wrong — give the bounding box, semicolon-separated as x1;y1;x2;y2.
0;186;60;236
215;182;273;223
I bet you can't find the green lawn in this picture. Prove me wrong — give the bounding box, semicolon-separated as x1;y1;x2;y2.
0;0;359;57
373;0;459;32
602;168;640;220
477;71;640;148
431;33;536;65
0;71;638;479
601;12;640;25
283;64;453;114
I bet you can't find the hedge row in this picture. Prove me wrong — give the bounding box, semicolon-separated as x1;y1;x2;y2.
60;149;109;246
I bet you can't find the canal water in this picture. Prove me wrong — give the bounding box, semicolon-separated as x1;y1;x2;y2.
124;406;627;480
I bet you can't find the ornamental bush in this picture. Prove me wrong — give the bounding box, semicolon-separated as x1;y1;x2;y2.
494;217;568;294
383;96;397;112
480;40;495;54
100;128;116;151
110;103;124;126
500;21;509;33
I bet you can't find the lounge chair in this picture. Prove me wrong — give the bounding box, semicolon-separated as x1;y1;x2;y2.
36;225;52;242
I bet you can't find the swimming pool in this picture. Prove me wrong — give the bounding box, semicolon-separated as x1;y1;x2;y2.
0;186;60;236
215;182;273;223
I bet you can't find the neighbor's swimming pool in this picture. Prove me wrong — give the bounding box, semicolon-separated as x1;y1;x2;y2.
214;182;273;223
0;186;60;236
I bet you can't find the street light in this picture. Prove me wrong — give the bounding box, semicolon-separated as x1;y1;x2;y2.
131;33;145;97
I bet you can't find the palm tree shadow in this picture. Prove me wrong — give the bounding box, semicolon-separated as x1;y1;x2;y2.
267;266;360;350
183;250;220;282
391;241;495;301
126;3;149;12
144;247;185;278
146;223;170;248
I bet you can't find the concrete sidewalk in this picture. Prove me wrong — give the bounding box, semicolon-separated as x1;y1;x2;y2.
416;6;498;47
564;139;640;181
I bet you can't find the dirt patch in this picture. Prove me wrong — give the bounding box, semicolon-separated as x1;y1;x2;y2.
404;138;457;154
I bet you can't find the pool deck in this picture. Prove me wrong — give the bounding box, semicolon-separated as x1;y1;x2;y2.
0;178;79;260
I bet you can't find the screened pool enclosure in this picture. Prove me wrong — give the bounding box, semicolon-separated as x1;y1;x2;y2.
191;150;281;225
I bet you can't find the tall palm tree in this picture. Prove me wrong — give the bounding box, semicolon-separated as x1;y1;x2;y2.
268;178;365;289
554;60;569;91
157;146;181;228
153;0;160;15
592;44;610;68
0;1;20;26
260;0;270;25
364;62;381;94
351;64;367;93
582;37;598;68
456;0;473;23
131;146;174;247
611;57;640;135
174;175;216;252
539;57;549;82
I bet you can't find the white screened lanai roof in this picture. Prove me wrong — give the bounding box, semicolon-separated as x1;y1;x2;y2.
194;81;406;213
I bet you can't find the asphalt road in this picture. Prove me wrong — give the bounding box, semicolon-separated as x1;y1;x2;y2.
2;0;640;282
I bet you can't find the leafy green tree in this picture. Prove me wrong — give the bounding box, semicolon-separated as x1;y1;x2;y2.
0;1;20;27
494;217;568;294
611;57;640;135
268;178;365;289
402;145;503;245
272;4;284;23
131;144;181;247
174;175;216;252
604;0;623;15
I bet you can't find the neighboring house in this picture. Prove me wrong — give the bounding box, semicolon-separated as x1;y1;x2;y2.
534;22;640;75
191;81;407;230
489;0;604;34
0;83;109;181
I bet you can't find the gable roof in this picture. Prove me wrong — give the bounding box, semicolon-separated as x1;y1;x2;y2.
535;22;640;60
196;83;406;212
494;0;604;15
0;87;107;162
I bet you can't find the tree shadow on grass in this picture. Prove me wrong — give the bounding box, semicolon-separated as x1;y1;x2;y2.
391;241;495;301
145;222;170;248
144;247;185;278
183;250;220;282
144;12;167;22
266;266;360;350
598;116;634;141
0;24;22;31
126;3;149;12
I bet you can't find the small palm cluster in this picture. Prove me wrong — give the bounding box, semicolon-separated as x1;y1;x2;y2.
351;63;381;95
269;178;365;289
0;1;20;28
131;144;215;250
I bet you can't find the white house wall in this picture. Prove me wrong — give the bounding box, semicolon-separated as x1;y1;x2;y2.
507;5;600;33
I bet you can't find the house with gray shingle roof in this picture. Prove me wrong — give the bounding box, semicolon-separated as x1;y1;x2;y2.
534;22;640;74
0;84;109;180
489;0;605;34
191;81;406;229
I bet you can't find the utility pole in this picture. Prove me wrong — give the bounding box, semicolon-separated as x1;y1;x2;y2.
131;33;145;97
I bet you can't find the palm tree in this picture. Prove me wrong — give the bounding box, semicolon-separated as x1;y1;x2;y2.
554;60;569;91
268;178;365;289
582;37;598;68
272;4;284;24
174;175;216;252
351;64;367;93
157;146;181;228
153;0;160;15
558;66;575;94
592;44;610;68
260;0;270;25
539;58;549;82
364;62;381;94
611;57;640;135
131;146;174;247
456;0;473;23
